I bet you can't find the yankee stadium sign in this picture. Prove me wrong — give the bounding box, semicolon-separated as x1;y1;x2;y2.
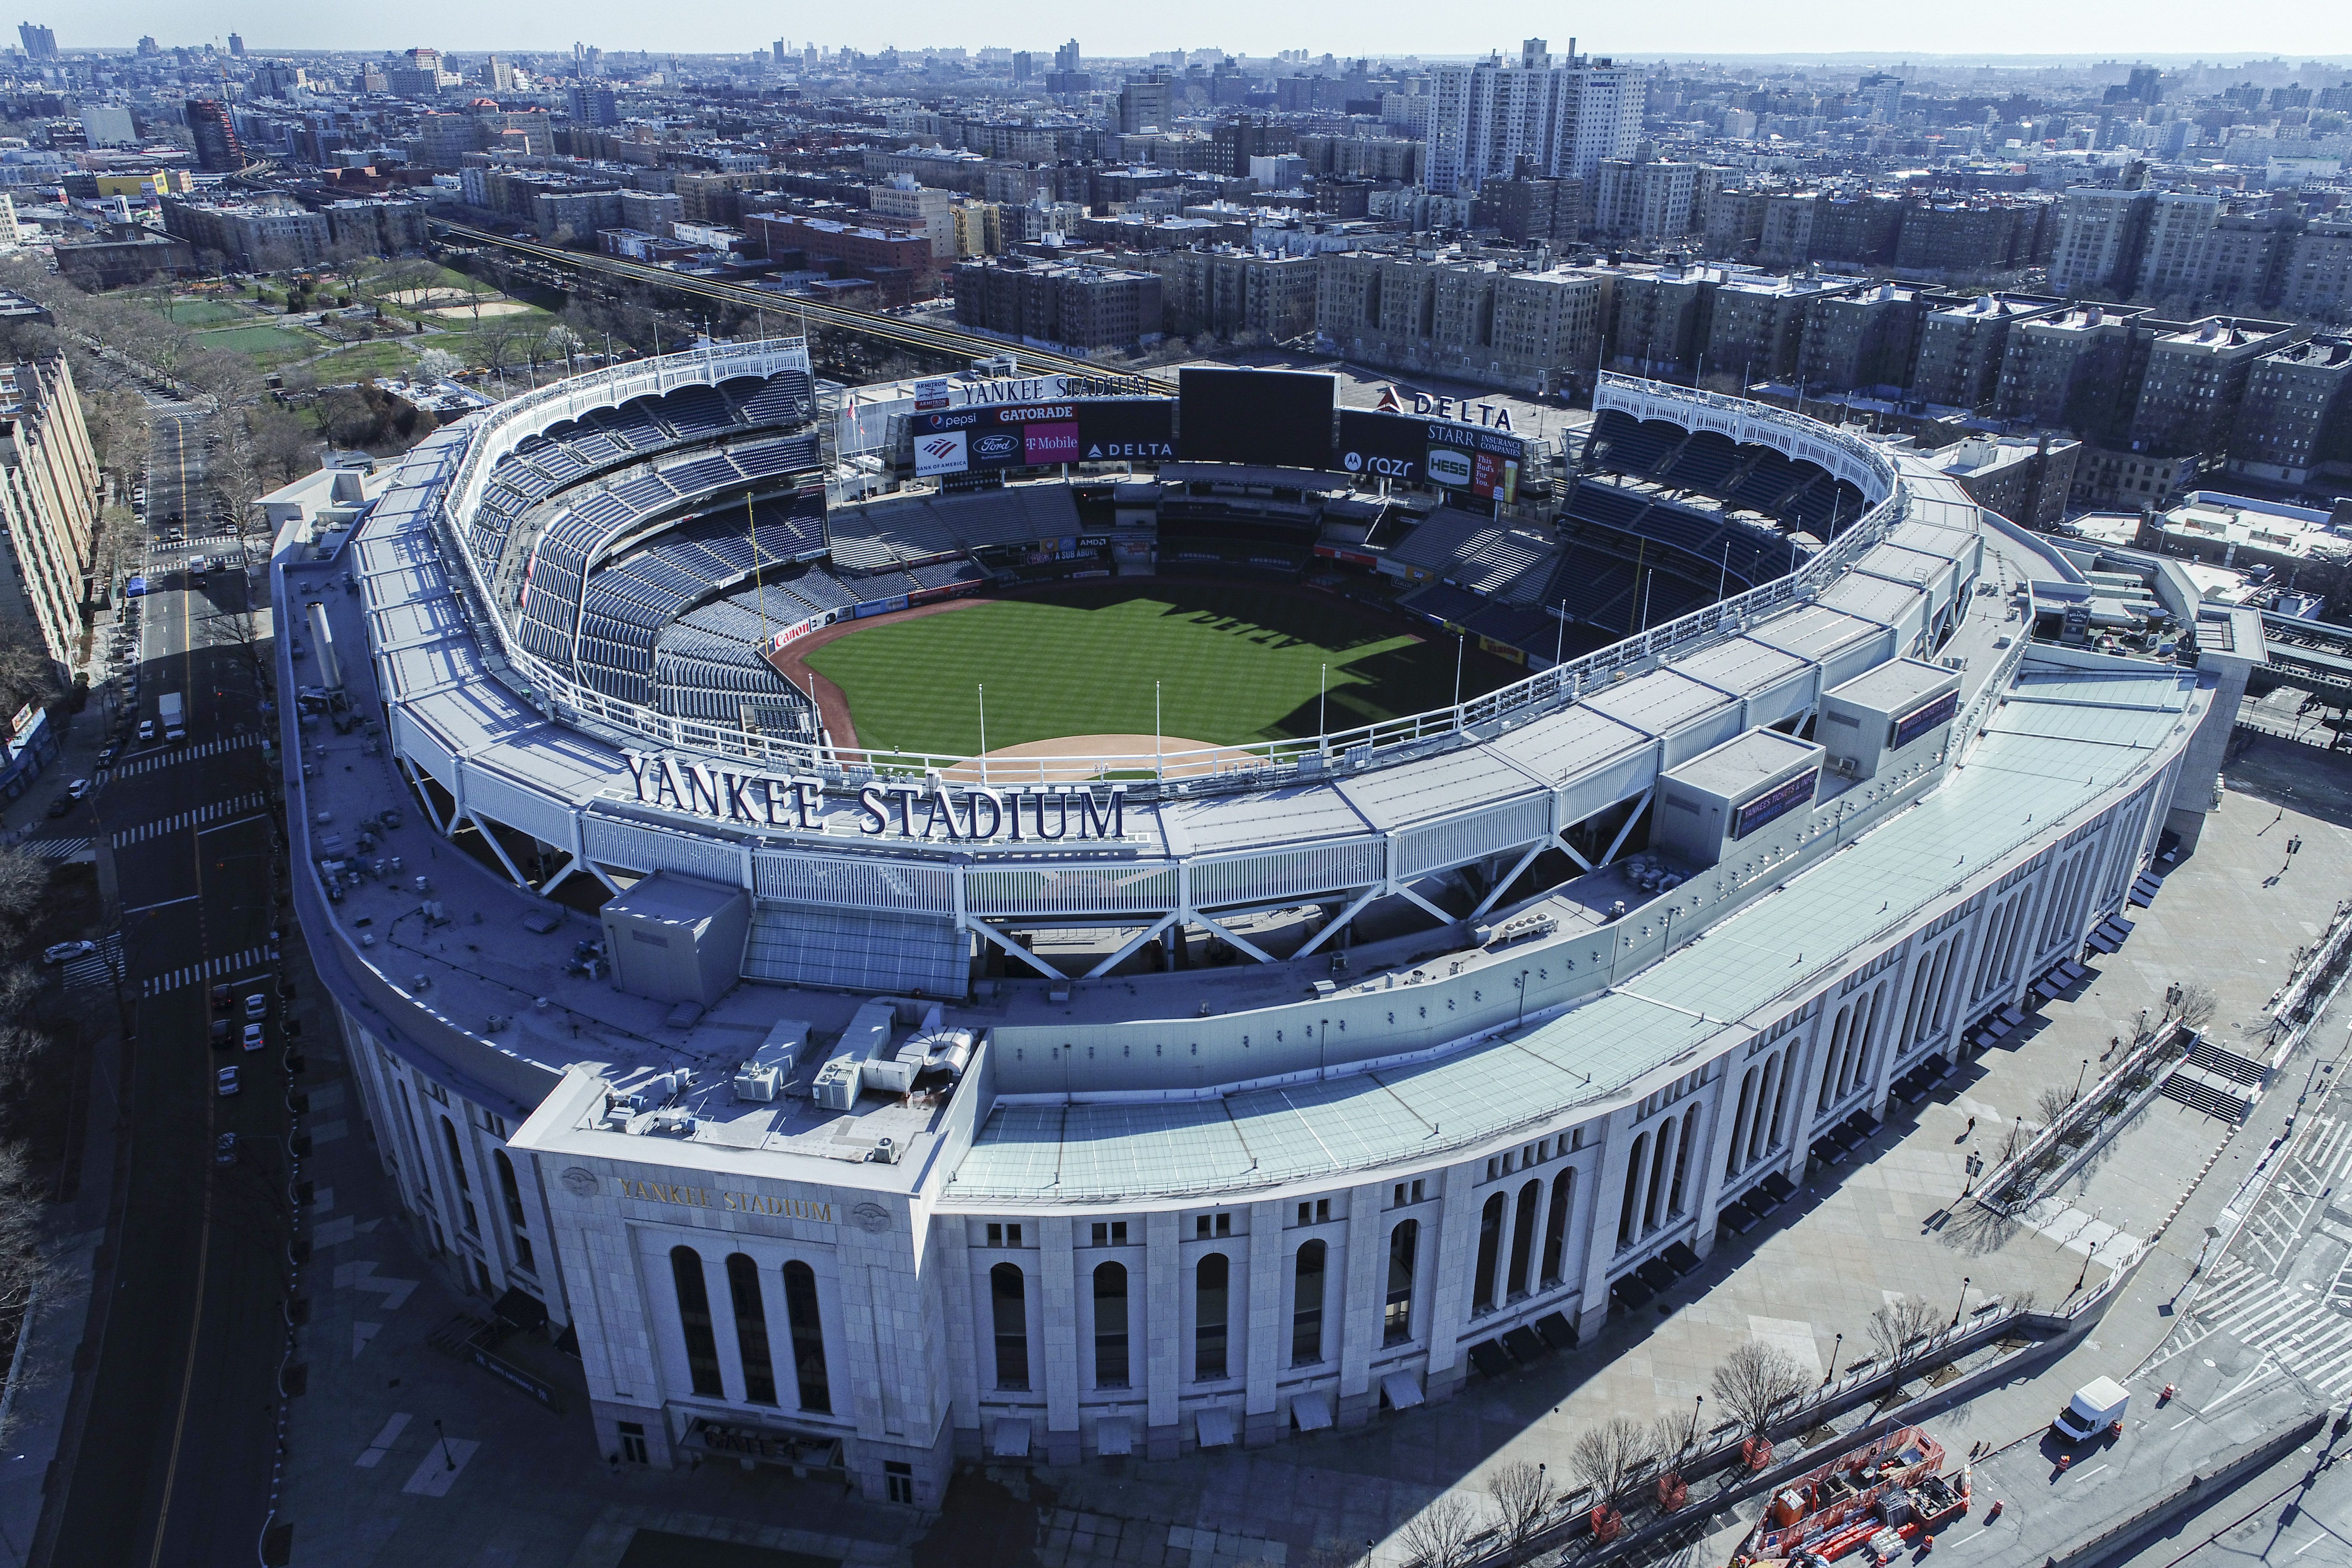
618;750;1131;843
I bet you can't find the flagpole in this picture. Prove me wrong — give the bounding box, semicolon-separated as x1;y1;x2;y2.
1155;680;1162;781
978;683;987;783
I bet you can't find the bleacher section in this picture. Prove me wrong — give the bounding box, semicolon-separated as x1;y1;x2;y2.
1383;509;1559;602
1580;409;1867;539
827;484;1084;573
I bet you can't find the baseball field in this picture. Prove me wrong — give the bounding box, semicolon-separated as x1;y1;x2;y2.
797;583;1518;758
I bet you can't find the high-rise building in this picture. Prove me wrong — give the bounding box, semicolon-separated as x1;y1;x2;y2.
1011;52;1032;83
2048;184;2156;297
1054;38;1080;74
2228;337;2352;486
0;355;98;681
16;21;55;57
227;31;244;56
1118;71;1172;135
185;98;243;172
566;84;619;128
1424;41;1642;194
1858;72;1902;124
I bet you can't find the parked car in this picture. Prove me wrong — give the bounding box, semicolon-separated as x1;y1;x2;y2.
243;992;268;1021
42;940;95;964
45;796;72;818
210;1019;231;1046
210;983;232;1012
66;778;90;800
241;1023;264;1051
2052;1377;2130;1442
96;745;118;768
216;1065;240;1096
214;1132;237;1165
138;720;156;743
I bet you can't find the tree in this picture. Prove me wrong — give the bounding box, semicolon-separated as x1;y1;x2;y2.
1866;1294;1943;1374
1570;1415;1657;1512
1396;1494;1482;1568
414;347;462;381
1711;1341;1810;1438
2176;980;2218;1030
1487;1460;1555;1561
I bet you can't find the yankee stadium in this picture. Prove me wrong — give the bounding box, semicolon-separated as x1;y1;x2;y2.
279;340;2242;1507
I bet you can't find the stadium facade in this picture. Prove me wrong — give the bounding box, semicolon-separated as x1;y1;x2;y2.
282;344;2234;1507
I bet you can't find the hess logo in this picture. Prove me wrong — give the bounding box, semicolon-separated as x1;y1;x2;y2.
973;433;1021;460
1424;447;1475;487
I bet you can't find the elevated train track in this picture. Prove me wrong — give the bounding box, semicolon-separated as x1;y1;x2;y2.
427;218;1174;394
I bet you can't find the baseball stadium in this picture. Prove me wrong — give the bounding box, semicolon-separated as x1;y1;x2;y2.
277;342;2247;1503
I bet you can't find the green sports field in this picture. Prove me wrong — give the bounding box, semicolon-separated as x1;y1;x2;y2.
802;583;1516;756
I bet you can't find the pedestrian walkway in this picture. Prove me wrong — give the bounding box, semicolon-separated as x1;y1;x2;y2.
110;792;268;846
140;943;274;998
101;734;261;778
18;835;92;860
57;934;122;993
2158;1256;2352;1403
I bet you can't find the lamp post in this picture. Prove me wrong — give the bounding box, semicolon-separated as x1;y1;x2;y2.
1950;1276;1970;1328
1825;1332;1842;1385
2076;1057;2090;1101
1689;1393;1705;1451
434;1417;456;1471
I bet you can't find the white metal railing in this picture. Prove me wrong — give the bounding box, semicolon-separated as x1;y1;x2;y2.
429;364;1914;789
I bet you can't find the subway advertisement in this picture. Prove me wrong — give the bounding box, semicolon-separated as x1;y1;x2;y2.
1335;409;1527;502
914;401;1173;476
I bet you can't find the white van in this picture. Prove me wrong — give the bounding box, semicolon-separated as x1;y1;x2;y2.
2052;1375;2130;1441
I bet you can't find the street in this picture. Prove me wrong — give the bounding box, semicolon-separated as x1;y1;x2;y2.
34;400;296;1568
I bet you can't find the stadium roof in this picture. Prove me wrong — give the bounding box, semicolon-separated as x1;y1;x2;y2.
947;651;2203;1203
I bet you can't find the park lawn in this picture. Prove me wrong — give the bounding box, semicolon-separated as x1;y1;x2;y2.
802;583;1513;756
445;310;566;370
311;340;417;380
198;324;322;367
150;297;247;326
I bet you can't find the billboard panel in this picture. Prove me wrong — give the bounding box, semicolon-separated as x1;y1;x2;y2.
1076;400;1175;462
1335;408;1526;500
1178;369;1335;469
913;425;967;477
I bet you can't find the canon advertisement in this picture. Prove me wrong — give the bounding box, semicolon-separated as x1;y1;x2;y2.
1335;409;1527;502
914;401;1174;476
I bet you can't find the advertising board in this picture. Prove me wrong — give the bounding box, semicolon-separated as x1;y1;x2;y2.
915;403;1124;475
1334;409;1526;500
1076;400;1175;462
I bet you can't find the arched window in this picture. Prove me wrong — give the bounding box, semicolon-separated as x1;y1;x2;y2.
1194;1253;1230;1381
492;1149;534;1272
1093;1262;1129;1389
1473;1192;1506;1312
668;1245;723;1397
725;1254;777;1404
989;1262;1029;1390
440;1115;479;1236
1618;1130;1649;1246
1383;1219;1418;1346
1540;1169;1575;1286
782;1260;830;1412
1291;1241;1326;1366
1507;1179;1541;1298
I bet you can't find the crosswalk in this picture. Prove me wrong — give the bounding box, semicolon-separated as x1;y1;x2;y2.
2167;1257;2352;1401
58;934;122;992
140;944;274;998
19;836;91;861
110;793;268;847
101;735;261;778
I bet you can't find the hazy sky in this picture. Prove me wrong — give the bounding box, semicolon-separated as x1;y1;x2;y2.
50;0;2352;61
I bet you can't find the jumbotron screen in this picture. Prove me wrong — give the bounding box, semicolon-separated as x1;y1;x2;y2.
1178;369;1336;469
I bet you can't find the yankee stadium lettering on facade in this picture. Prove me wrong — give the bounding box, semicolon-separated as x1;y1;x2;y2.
619;750;1130;844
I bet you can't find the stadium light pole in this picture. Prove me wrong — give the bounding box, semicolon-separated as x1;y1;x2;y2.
1155;680;1162;780
977;685;987;782
1452;634;1464;713
1318;663;1326;747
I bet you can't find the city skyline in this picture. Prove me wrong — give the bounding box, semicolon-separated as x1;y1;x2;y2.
34;1;2352;62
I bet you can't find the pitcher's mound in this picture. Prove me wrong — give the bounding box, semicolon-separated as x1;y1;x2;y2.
941;734;1263;784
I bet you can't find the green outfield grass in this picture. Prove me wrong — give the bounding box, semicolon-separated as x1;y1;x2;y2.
802;583;1516;756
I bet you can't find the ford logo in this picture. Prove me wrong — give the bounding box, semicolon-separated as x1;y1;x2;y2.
974;434;1021;459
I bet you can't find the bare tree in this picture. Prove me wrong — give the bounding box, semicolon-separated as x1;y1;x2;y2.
1570;1415;1658;1512
1396;1494;1482;1568
1711;1340;1810;1437
2034;1083;2082;1129
1866;1294;1943;1374
2177;981;2218;1030
1486;1460;1555;1561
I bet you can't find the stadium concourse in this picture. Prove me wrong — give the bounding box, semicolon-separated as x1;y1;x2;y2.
279;344;2249;1508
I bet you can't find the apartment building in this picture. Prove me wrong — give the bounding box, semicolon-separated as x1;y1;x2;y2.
1316;249;1601;395
2227;336;2352;486
950;258;1163;350
1908;293;2067;411
1147;248;1319;342
0;357;99;679
1424;40;1642;193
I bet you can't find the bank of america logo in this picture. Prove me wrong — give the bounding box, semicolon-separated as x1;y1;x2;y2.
922;436;961;459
